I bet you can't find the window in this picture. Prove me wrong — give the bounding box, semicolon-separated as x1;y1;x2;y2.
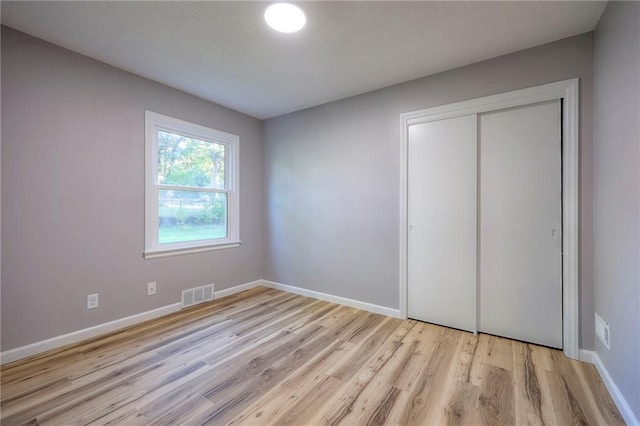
144;111;240;258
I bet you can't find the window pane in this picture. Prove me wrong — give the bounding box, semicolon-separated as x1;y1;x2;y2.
158;130;225;189
158;190;227;244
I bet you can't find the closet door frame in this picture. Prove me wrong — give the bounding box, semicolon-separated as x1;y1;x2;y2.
399;78;580;359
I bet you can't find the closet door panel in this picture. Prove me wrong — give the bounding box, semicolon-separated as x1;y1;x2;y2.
407;114;477;332
479;100;562;348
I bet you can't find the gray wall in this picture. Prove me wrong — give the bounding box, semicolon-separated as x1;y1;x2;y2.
1;27;263;351
594;2;640;419
264;33;596;350
1;26;603;357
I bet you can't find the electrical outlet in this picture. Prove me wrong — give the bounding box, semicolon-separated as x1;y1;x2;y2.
147;281;157;296
595;313;610;349
87;294;99;310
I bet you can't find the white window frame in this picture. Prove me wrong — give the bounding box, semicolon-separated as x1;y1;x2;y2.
144;111;240;259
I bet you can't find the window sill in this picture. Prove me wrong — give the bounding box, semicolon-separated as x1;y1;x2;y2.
144;241;241;259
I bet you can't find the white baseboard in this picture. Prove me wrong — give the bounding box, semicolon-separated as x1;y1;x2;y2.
214;280;262;299
579;350;639;426
3;279;636;424
260;279;401;318
579;348;595;363
0;279;401;366
0;279;267;366
0;302;182;365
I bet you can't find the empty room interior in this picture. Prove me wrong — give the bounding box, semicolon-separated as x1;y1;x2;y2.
1;1;639;425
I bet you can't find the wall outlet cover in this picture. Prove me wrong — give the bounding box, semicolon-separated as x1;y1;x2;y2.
87;294;99;310
595;312;610;350
147;282;157;296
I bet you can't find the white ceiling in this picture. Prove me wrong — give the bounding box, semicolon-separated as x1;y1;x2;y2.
2;1;606;119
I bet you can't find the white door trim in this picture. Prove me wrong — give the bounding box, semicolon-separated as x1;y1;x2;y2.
399;78;580;359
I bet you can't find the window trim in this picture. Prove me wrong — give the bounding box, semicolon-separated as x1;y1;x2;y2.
144;111;240;258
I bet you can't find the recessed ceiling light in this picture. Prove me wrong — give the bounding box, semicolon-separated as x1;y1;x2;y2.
264;3;306;33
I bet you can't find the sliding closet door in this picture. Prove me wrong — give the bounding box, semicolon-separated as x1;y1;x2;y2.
479;100;562;348
408;115;477;332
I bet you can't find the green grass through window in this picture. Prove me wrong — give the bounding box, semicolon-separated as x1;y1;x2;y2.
159;224;227;244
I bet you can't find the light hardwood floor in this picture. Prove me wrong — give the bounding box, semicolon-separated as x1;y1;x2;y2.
1;287;624;425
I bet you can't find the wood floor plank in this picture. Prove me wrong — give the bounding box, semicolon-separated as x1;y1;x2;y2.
329;317;403;382
390;318;416;342
316;305;358;329
191;329;337;424
545;369;591;426
549;349;606;425
334;311;386;345
443;380;480;426
307;335;406;425
262;374;345;426
478;364;515;426
450;332;479;383
578;361;626;425
229;370;335;424
0;287;624;426
313;380;397;426
512;341;545;426
227;333;350;425
469;333;490;387
2;350;158;421
529;342;556;372
366;385;403;426
40;359;211;425
484;335;514;371
138;389;216;425
283;301;337;333
391;329;460;425
389;345;428;392
427;334;482;425
534;358;563;426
